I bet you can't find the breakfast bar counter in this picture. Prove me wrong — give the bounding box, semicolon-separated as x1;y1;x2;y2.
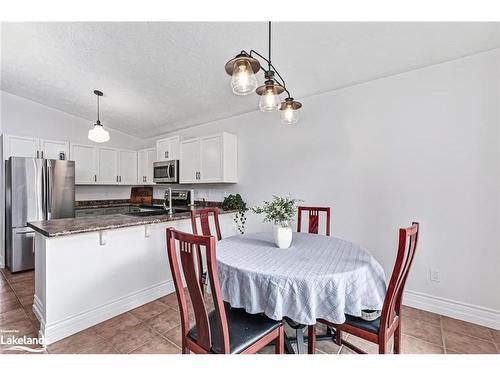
27;208;237;345
28;207;236;237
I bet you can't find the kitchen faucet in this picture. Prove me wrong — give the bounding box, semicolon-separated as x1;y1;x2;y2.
163;187;173;216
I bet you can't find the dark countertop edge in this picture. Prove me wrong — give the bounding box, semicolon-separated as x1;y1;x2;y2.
28;209;238;238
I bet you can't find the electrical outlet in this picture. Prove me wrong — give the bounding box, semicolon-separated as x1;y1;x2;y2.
430;269;440;283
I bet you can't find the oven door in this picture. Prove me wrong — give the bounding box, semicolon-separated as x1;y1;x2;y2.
153;161;179;183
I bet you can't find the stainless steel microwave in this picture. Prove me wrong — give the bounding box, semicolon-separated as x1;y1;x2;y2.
153;160;179;183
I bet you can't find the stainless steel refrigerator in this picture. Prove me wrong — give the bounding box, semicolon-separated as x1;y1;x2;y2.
5;157;75;272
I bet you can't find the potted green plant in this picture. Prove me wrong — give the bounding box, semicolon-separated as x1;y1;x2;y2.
252;195;302;248
222;194;248;234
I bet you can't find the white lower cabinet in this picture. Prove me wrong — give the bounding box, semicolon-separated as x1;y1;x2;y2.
70;143;98;184
179;132;237;184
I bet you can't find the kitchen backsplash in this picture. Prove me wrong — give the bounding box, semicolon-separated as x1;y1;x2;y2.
75;185;236;204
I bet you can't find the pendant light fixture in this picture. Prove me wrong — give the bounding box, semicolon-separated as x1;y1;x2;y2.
88;90;110;143
225;22;302;124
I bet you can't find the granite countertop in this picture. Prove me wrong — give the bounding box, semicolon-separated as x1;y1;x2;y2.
75;203;161;209
28;207;237;238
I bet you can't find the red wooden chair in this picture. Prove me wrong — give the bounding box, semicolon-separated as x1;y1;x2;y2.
297;206;331;236
191;207;222;240
307;222;420;354
190;208;222;294
166;227;284;354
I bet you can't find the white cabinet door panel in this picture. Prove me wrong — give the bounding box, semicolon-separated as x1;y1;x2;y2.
179;139;200;183
70;144;98;184
137;150;146;184
156;136;180;161
40;139;70;160
145;148;156;184
167;136;180;159
3;135;39;159
98;148;118;184
200;135;222;182
118;150;137;185
156;139;169;161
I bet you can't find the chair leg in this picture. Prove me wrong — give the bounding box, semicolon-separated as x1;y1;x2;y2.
379;341;386;354
335;328;342;346
275;326;284;354
307;325;316;354
394;325;401;354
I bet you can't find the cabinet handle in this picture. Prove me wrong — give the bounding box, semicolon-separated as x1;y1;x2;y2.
120;176;122;182
166;151;169;159
36;150;40;158
94;175;97;182
41;151;44;159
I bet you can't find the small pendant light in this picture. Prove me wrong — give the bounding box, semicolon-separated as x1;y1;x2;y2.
279;97;302;125
88;90;110;143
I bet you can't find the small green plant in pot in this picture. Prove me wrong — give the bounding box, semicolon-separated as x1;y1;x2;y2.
222;194;248;234
252;195;302;248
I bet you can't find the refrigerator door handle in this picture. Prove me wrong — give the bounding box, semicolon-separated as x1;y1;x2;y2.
46;161;53;220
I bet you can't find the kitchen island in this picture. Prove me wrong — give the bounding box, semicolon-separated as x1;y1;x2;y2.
27;208;237;345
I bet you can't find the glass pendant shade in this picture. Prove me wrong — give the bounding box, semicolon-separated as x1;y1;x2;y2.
88;123;110;143
230;59;258;95
279;98;302;125
259;90;280;112
280;106;299;125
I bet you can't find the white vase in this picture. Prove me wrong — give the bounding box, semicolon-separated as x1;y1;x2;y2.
273;222;292;249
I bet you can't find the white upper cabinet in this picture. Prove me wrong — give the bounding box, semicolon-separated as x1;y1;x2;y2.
137;148;157;184
40;139;70;160
70;143;138;185
179;132;237;184
3;135;71;161
156;135;180;161
179;138;201;183
137;150;146;184
118;149;137;185
3;135;39;159
200;135;223;182
70;143;98;184
98;148;119;184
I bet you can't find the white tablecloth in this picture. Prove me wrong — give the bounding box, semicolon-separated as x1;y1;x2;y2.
216;232;387;325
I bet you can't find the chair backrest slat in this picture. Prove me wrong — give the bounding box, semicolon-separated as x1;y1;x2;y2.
297;206;331;236
380;222;419;330
191;208;222;241
166;227;230;353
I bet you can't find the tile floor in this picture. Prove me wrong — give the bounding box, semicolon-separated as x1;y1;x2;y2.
1;269;499;355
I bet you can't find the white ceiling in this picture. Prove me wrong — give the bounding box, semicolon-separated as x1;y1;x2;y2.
1;22;499;138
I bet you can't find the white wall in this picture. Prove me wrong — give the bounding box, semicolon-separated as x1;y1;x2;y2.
152;49;500;318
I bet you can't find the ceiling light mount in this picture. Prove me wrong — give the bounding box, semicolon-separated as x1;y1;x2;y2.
224;22;302;122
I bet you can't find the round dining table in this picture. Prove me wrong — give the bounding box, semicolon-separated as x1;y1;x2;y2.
216;231;387;353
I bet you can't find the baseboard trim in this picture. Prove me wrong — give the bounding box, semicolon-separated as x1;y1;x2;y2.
403;290;500;330
41;280;175;345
